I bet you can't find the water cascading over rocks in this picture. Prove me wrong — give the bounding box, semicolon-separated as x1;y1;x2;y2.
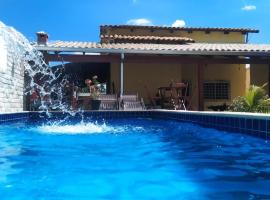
0;21;71;114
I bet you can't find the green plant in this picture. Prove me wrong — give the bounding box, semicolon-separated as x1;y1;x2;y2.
81;75;101;99
90;88;100;99
229;83;270;113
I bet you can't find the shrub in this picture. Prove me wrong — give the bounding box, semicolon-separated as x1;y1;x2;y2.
229;84;270;113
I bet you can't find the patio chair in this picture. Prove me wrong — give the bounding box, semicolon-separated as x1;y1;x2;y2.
158;86;177;109
144;85;162;109
119;93;145;110
98;94;118;110
144;85;156;107
170;82;189;110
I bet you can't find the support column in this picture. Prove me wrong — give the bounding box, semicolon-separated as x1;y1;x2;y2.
120;53;125;95
245;64;251;92
197;63;204;111
42;51;50;65
268;64;270;96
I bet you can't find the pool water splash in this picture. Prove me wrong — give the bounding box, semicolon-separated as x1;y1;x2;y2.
37;121;115;135
33;118;158;135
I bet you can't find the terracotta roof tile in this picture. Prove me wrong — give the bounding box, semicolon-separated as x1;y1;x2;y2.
100;34;195;43
35;41;270;56
101;25;259;33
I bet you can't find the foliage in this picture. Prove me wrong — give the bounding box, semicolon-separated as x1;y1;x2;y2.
81;75;101;99
229;84;270;113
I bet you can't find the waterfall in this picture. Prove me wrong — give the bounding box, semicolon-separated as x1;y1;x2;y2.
0;21;73;115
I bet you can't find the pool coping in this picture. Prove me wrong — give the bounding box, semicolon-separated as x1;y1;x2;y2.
153;109;270;119
0;110;269;140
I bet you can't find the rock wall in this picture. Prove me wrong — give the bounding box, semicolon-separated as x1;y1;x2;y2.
0;35;24;112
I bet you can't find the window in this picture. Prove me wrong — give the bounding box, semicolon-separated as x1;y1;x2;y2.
204;81;230;100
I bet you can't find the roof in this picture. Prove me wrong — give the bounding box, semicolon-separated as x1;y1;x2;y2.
101;25;259;34
101;34;195;43
35;41;270;56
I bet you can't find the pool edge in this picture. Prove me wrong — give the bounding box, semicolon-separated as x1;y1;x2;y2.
0;110;269;140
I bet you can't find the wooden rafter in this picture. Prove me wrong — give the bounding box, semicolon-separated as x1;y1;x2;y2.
45;53;270;65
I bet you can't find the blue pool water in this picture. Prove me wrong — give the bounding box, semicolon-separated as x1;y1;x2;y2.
0;118;270;199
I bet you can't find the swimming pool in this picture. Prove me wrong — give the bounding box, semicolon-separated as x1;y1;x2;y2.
1;114;270;199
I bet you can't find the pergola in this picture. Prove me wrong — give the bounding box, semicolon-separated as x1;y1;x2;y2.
36;41;270;110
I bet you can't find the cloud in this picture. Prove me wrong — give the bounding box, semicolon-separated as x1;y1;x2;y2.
126;18;152;26
242;5;256;11
171;20;186;27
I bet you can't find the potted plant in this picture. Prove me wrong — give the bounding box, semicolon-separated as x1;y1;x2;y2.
80;76;101;110
90;85;101;110
89;75;101;110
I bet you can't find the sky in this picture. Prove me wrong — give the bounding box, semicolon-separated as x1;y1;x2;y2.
0;0;270;43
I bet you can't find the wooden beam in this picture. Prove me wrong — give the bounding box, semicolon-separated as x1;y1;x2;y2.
124;55;270;64
45;53;270;65
45;54;120;63
197;63;204;111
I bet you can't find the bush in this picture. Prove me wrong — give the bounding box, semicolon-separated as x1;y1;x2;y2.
229;84;270;113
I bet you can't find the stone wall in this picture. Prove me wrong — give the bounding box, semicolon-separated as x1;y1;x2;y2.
0;35;24;112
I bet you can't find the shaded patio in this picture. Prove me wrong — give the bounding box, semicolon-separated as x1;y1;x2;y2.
35;25;270;111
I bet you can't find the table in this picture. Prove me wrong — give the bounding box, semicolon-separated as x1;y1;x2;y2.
158;84;188;110
77;93;94;110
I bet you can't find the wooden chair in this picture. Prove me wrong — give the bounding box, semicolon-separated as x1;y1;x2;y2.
158;86;176;109
144;85;162;108
170;82;189;110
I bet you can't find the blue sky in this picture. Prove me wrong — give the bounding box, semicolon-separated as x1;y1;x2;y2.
1;0;270;43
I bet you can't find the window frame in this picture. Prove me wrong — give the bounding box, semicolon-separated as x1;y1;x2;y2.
203;80;230;100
